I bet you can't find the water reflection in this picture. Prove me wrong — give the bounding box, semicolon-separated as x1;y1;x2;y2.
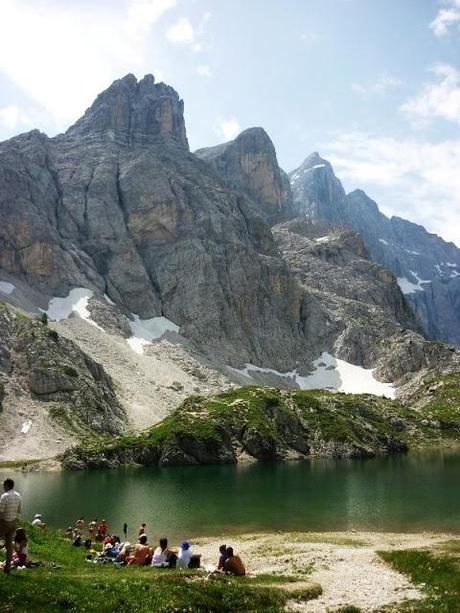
1;451;460;540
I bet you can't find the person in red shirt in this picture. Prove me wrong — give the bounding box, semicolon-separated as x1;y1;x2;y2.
96;519;108;541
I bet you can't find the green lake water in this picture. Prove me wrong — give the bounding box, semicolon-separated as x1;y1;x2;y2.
1;451;459;542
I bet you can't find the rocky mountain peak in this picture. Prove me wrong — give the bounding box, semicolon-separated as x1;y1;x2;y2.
195;127;294;224
289;152;347;226
65;73;188;148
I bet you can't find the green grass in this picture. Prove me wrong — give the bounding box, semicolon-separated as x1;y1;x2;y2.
0;526;321;612
379;547;460;612
62;386;427;469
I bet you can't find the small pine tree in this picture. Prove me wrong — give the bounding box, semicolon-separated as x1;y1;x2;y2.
40;312;48;325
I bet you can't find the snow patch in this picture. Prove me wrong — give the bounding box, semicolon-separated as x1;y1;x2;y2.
446;262;458;267
314;236;331;243
104;293;115;306
127;315;180;354
21;420;32;434
230;352;395;398
397;271;431;295
310;163;326;170
378;239;390;246
405;249;420;256
45;288;103;330
0;281;15;294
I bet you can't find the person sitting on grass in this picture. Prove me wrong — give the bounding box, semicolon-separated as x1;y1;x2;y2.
12;528;29;568
127;534;152;565
31;514;46;529
115;542;132;564
217;544;228;570
65;526;73;539
223;547;246;576
151;537;177;569
177;541;192;569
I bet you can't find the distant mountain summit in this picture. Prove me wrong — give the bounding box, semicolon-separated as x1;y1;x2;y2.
290;155;460;345
195;127;294;224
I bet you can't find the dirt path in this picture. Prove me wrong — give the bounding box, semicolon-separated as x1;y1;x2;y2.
194;531;447;612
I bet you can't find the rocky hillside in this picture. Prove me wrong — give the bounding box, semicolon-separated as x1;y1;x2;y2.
61;376;460;470
0;302;125;461
289;153;460;346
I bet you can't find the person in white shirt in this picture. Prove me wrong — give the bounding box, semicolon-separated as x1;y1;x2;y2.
31;514;46;529
0;478;23;574
177;541;192;569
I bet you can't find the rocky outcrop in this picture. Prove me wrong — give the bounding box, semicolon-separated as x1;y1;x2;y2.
272;219;423;369
195;127;294;224
0;303;126;434
290;156;460;346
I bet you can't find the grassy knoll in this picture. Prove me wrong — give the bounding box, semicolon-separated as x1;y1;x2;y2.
62;386;431;469
379;539;460;611
0;526;321;612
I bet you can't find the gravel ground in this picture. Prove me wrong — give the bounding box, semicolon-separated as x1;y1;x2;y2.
193;531;446;612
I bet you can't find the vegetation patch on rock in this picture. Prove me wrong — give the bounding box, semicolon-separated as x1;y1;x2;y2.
61;382;460;470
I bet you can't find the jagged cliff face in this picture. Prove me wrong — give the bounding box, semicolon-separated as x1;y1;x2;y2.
195;128;294;224
290;157;460;346
0;75;306;369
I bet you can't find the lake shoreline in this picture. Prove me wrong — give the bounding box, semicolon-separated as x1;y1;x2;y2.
193;530;453;611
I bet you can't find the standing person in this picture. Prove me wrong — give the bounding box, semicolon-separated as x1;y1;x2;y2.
0;478;23;574
97;519;108;541
138;522;146;536
74;516;85;538
88;518;97;539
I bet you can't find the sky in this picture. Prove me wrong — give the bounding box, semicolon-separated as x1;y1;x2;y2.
0;0;460;245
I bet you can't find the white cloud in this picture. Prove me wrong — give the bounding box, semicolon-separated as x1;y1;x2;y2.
165;16;194;44
324;131;460;245
430;1;460;36
0;104;30;130
401;63;460;125
0;0;175;130
214;117;241;141
197;64;212;77
300;31;320;43
165;12;212;51
350;74;403;96
373;75;403;93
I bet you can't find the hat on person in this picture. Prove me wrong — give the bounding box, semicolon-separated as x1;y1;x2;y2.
180;541;190;550
34;513;42;519
104;543;113;550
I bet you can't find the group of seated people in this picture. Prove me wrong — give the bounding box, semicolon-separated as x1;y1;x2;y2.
70;518;246;575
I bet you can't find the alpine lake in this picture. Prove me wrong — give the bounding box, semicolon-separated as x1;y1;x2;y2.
2;449;459;541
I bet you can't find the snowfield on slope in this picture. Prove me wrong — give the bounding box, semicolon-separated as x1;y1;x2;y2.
45;288;103;330
127;315;180;354
231;352;395;398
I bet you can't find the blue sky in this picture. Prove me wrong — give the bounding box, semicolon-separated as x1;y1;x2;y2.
1;0;460;244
